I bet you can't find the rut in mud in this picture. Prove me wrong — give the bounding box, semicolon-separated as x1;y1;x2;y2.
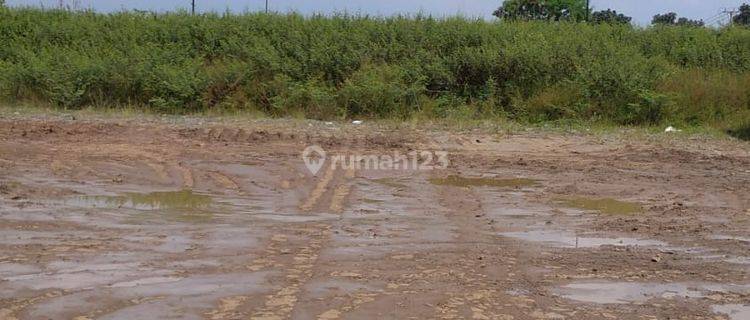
0;117;748;319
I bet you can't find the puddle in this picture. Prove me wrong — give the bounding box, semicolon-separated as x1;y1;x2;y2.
429;176;537;188
253;213;340;223
66;190;214;222
361;198;384;204
556;197;642;215
109;276;183;288
500;229;665;248
555;281;750;305
555;282;704;304
24;273;274;320
0;263;42;277
711;235;750;243
713;304;750;320
372;178;408;189
2;262;155;291
723;256;750;265
67;190;212;210
305;279;375;298
506;288;532;296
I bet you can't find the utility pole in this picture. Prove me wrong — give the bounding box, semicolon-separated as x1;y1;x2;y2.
586;0;590;21
191;0;195;15
265;0;269;14
722;8;738;26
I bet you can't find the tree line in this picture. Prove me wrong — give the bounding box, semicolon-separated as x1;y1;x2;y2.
3;0;747;27
494;0;750;27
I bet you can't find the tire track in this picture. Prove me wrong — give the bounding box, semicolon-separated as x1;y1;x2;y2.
316;292;378;320
299;164;336;212
249;226;329;320
329;168;356;213
177;163;195;188
145;162;170;182
207;295;251;320
208;171;240;190
223;167;357;319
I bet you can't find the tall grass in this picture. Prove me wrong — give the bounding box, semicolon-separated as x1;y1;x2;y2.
1;7;749;130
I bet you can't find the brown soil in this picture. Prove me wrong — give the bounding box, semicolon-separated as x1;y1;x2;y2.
0;116;748;320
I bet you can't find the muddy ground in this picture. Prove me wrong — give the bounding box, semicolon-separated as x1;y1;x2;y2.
0;115;748;320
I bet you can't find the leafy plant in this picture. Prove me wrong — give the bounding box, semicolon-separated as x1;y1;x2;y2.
652;12;704;27
735;4;750;26
0;7;748;129
494;0;588;21
592;9;632;25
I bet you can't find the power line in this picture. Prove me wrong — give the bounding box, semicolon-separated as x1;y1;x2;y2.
703;12;726;27
704;17;724;27
707;16;727;26
721;7;739;26
704;12;723;22
704;8;739;27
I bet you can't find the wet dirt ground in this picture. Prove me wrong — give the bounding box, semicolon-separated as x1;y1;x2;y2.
0;115;748;319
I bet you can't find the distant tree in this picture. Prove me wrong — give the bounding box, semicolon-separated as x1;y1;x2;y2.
652;12;704;27
652;12;678;25
493;0;545;20
591;9;632;25
734;3;750;26
676;17;705;27
493;0;588;22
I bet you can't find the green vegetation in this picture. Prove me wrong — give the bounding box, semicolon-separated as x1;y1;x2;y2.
493;0;588;21
651;12;705;27
736;4;750;26
0;8;749;134
591;9;632;25
493;0;632;25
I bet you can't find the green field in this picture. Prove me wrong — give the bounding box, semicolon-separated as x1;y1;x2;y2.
1;7;749;134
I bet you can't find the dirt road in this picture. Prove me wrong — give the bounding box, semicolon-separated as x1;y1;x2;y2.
0;116;748;319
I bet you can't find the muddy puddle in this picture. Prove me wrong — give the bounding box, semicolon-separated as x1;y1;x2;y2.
555;197;642;215
723;256;750;265
500;229;665;248
252;213;340;222
713;304;750;320
109;276;184;288
371;178;408;189
67;190;212;210
429;175;538;188
554;281;750;304
361;198;384;204
711;235;750;243
65;190;214;222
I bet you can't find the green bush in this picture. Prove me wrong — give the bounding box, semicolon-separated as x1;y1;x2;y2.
657;69;750;126
338;64;424;118
270;77;339;119
1;8;749;128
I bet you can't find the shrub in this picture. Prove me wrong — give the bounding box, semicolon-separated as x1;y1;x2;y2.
0;7;749;128
657;69;750;126
337;64;424;118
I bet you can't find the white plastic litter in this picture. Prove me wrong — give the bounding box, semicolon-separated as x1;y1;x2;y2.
352;120;363;125
664;126;681;133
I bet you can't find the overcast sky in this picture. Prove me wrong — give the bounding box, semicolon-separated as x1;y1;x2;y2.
6;0;746;26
